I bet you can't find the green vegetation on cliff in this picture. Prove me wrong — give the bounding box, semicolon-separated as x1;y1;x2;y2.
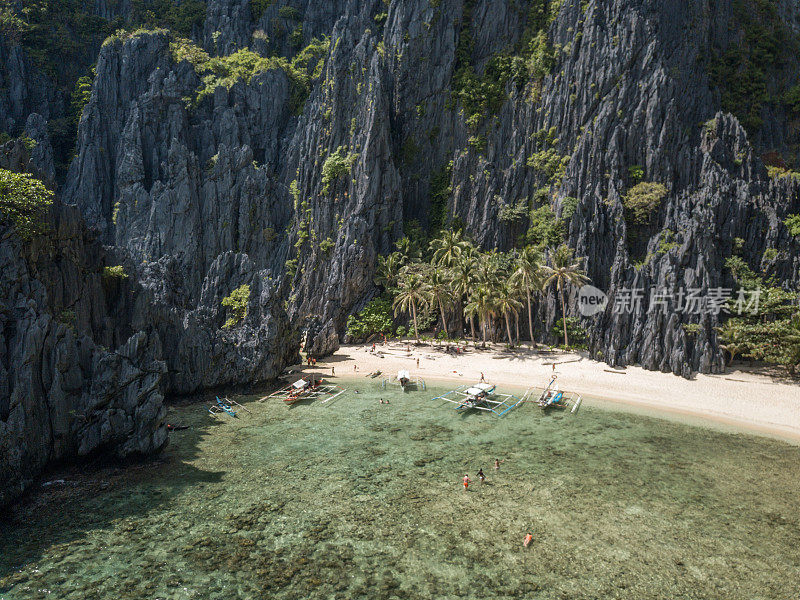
623;182;668;225
708;0;800;139
170;35;329;112
0;168;53;239
321;146;357;194
451;0;560;129
221;284;251;329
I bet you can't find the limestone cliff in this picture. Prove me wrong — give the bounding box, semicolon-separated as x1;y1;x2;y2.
2;0;800;506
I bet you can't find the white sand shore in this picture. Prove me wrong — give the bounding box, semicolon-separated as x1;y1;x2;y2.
309;342;800;443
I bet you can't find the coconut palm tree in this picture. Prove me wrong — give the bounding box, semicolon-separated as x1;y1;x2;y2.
423;264;454;338
393;266;428;343
495;282;523;347
375;251;405;290
465;288;491;348
451;251;478;340
509;245;543;347
429;229;470;268
541;244;589;348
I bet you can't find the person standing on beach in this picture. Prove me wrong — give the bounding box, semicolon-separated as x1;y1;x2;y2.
480;372;485;382
462;474;471;491
332;366;335;376
416;358;420;368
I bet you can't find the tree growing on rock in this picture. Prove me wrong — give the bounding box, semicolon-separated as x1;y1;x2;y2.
221;284;251;329
0;168;53;240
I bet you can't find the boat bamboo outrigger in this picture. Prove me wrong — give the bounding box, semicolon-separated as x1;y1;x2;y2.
381;370;426;391
432;383;530;416
262;376;346;405
209;396;239;417
536;377;582;414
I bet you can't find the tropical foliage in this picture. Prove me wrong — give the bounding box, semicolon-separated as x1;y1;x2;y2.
374;227;590;349
541;244;589;347
716;257;800;374
346;298;394;341
0;168;54;239
623;182;668;225
221;284;251;329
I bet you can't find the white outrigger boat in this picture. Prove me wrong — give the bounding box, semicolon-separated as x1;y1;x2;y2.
262;376;346;405
381;369;426;391
537;376;582;413
432;382;531;416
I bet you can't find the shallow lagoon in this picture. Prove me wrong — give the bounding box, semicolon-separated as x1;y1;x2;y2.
2;378;799;599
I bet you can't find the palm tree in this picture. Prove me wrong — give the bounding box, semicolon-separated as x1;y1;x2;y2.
465;287;495;348
423;264;453;338
509;245;543;347
429;229;469;268
541;244;589;348
393;267;428;343
375;251;405;290
495;282;523;347
395;236;421;263
451;252;478;340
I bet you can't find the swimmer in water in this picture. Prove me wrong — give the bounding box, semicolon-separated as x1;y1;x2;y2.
494;458;504;471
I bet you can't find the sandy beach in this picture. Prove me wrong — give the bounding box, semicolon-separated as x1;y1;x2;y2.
308;341;800;443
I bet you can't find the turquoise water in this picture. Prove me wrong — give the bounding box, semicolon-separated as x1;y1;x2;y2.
2;378;799;599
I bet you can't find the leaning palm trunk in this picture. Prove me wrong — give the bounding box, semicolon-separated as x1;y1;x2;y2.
559;287;568;347
526;289;536;348
514;311;520;346
411;300;420;343
505;312;514;347
438;298;448;338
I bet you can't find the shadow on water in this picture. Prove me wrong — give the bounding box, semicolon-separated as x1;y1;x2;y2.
0;409;225;586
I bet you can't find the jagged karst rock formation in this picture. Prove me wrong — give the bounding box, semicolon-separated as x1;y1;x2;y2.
0;207;167;508
60;0;799;366
2;0;800;505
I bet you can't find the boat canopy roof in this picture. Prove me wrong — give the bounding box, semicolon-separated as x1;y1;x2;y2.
398;370;410;379
475;383;494;391
465;387;484;395
293;379;308;389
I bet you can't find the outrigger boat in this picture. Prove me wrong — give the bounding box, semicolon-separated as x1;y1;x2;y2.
262;376;347;405
381;370;426;391
537;377;582;414
432;382;531;416
209;396;245;417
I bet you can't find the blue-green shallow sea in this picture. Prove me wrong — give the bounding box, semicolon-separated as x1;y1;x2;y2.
2;378;799;599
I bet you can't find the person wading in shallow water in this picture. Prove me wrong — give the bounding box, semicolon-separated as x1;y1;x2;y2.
494;458;504;471
462;474;471;491
477;468;486;483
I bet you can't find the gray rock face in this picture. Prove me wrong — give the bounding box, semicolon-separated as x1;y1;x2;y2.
58;0;800;375
0;199;296;507
0;36;55;134
0;212;167;508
